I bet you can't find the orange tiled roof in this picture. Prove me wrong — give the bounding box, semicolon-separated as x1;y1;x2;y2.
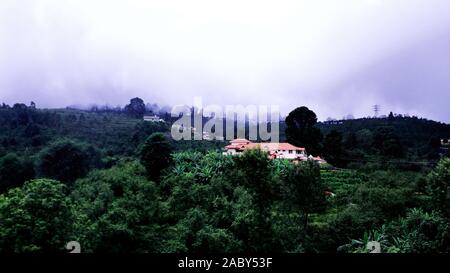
245;143;305;151
225;139;305;152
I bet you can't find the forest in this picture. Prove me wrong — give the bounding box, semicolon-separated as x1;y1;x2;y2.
0;99;449;253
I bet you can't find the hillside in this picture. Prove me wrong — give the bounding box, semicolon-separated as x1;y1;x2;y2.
0;103;449;254
0;105;225;159
277;114;450;170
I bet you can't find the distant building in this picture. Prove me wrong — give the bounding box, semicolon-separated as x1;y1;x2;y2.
223;139;328;163
143;115;164;122
308;155;327;164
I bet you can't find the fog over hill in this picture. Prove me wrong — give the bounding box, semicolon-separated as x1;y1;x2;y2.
1;0;450;122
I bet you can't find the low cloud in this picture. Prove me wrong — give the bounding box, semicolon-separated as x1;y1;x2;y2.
1;0;450;122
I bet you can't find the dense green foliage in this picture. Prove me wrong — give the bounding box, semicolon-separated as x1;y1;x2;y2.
285;106;323;156
0;179;74;253
316;114;450;166
36;139;100;184
0;153;34;192
124;97;146;119
0;102;449;253
141;133;173;181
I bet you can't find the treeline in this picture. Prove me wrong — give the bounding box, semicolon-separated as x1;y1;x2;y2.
0;132;448;253
280;107;450;170
0;101;220;193
318;112;450;161
0;101;169;155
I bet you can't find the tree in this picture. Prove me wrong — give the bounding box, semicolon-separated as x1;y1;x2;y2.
388;111;395;122
140;133;173;181
37;139;93;184
393;208;450;253
281;160;327;231
233;148;275;252
427;158;450;213
0;179;74;253
355;129;373;150
373;126;404;158
285;106;323;156
125;97;146;119
71;161;162;252
0;153;35;193
323;130;344;167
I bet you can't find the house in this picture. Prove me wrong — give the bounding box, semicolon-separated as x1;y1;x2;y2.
224;139;252;155
143;115;164;122
224;139;308;161
223;138;328;164
308;155;327;164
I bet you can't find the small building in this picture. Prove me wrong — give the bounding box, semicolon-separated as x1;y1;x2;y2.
308;155;327;164
143;115;164;122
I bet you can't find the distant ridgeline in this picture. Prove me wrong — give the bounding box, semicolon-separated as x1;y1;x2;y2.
0;102;229;158
0;103;170;157
1;102;449;166
314;115;450;164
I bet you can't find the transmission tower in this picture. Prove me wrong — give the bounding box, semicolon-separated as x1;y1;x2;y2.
373;104;381;118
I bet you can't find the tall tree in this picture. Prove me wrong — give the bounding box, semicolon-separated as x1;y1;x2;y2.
323;130;344;166
125;97;146;119
373;126;404;158
281;160;327;232
427;158;450;214
141;133;173;181
233;148;274;252
285;106;323;156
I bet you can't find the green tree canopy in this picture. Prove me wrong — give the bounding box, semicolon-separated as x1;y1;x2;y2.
281;160;327;230
36;139;96;184
233;148;274;252
323;130;344;167
0;179;74;253
0;153;35;193
373;126;404;158
141;132;173;181
71;161;162;253
125;97;146;119
285;106;323;156
427;158;450;214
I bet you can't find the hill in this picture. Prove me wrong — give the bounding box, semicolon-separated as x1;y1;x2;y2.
316;115;450;167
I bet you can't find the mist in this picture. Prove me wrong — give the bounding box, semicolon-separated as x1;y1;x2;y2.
1;0;450;122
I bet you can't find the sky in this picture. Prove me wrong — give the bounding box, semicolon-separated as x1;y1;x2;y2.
0;0;450;122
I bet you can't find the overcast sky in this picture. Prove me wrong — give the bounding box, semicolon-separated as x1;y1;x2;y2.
1;0;450;122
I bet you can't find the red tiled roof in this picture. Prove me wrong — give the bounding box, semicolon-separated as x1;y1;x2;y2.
225;144;248;150
249;143;305;151
225;139;305;152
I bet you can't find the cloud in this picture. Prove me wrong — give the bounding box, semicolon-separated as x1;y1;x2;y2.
0;0;450;122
